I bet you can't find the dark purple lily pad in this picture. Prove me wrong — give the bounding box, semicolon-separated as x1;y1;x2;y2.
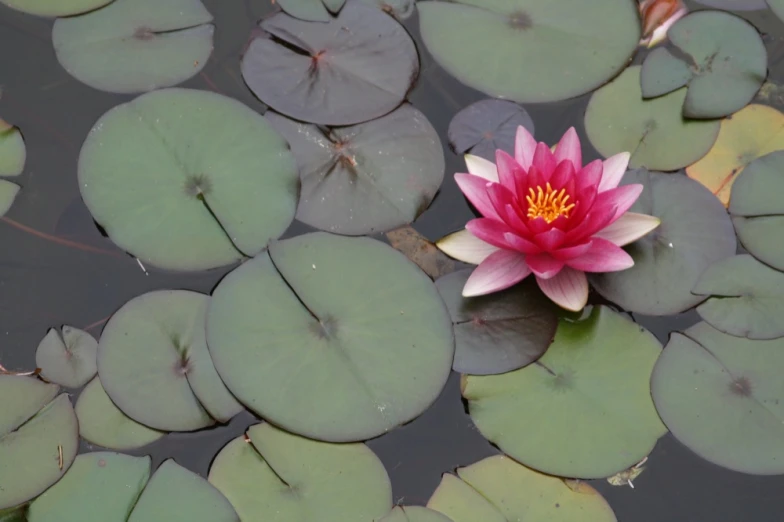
447;99;534;162
265;107;444;235
434;269;557;375
241;0;418;125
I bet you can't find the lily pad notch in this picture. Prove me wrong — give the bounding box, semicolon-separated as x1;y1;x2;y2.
640;10;767;119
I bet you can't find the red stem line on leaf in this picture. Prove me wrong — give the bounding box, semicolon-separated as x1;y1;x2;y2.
1;217;124;258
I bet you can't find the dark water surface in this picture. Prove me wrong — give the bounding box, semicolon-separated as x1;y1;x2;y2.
2;0;784;520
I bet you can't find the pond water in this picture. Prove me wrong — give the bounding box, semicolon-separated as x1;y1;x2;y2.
2;0;784;520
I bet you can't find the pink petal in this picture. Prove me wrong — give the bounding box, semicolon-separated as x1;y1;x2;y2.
576;159;603;192
565;237;635;272
527;216;551;235
565;185;598;228
525;253;565;279
504;232;542;255
593;212;661;246
514;125;537;169
466;218;518;250
532;142;556;179
533;228;567;250
485;182;517;221
548;161;576;191
436;229;500;265
463;250;532;297
565;204;617;244
593;184;644;222
551;241;592;261
495;150;523;195
464;154;499;182
455;173;501;221
598;152;630;193
553;127;582;170
536;268;589;311
519;165;545;201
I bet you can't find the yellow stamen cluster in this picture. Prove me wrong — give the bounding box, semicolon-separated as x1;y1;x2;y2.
526;182;575;223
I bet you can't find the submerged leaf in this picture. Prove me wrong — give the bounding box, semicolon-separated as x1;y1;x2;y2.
447;99;534;161
0;0;110;16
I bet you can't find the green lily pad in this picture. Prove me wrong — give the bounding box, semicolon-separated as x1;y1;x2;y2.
97;290;242;432
417;0;639;103
729;151;784;272
0;0;110;16
75;377;165;450
78;88;298;271
463;306;666;479
207;232;454;442
27;452;151;522
359;0;414;18
128;459;238;522
36;326;97;388
0;123;25;177
639;48;692;98
52;0;214;94
435;269;557;375
693;255;784;340
0;392;79;509
277;0;345;21
265;106;444;236
427;456;616;522
380;506;453;522
590;169;737;316
0;375;58;436
208;422;392;522
584;66;720;171
651;321;784;474
0;181;19;217
640;11;767;119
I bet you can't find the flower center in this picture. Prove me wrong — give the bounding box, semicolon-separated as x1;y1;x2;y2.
525;182;575;223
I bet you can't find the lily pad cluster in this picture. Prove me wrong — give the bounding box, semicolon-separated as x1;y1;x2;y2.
640;11;767;119
27;453;238;521
0;376;78;510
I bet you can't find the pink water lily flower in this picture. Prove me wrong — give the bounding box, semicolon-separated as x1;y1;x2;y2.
437;126;660;312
